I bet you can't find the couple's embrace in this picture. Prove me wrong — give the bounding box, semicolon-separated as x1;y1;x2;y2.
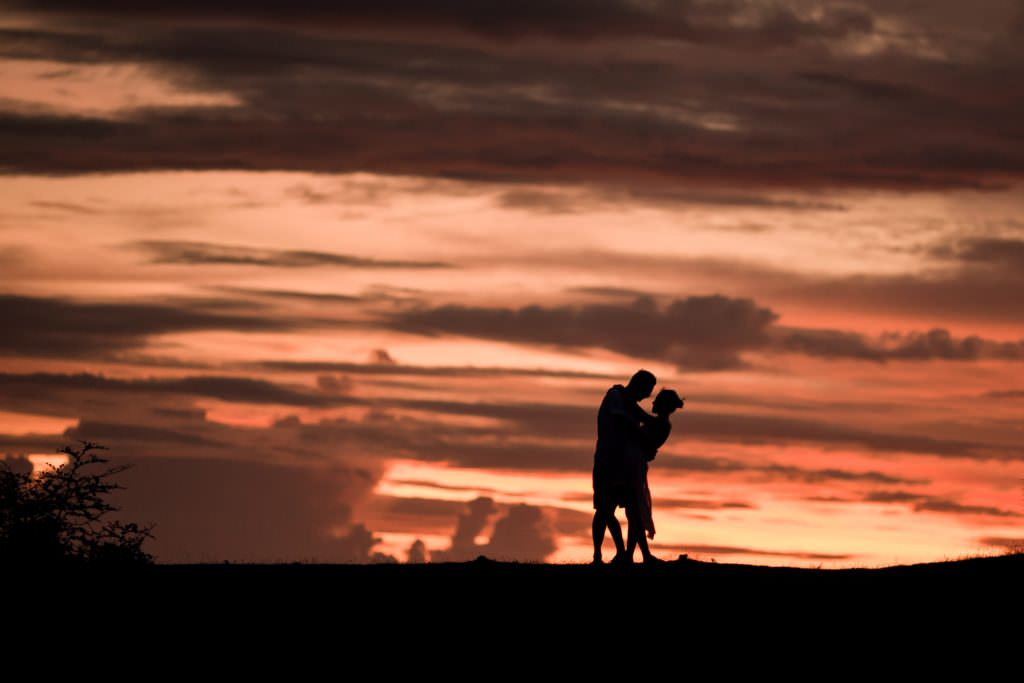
592;369;684;565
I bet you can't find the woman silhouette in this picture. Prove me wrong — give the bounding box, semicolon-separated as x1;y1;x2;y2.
624;388;684;562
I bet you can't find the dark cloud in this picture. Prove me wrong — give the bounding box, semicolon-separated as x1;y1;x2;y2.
518;248;1024;328
568;286;655;300
0;372;359;414
209;287;363;303
983;390;1024;399
249;359;617;380
0;4;1021;190
863;490;1022;518
0;293;290;358
369;348;397;365
382;291;1024;367
316;374;354;396
2;1;877;46
654;454;928;485
940;238;1024;272
978;536;1024;551
913;499;1021;518
384;496;468;520
29;200;103;214
382;292;1024;370
387;295;778;371
657;498;755;511
204;284;430;308
774;239;1024;325
66;419;225;448
776;327;1024;362
496;185;846;214
673;412;991;459
0;369;1007;468
388;479;501;495
129;240;451;269
384;391;1004;461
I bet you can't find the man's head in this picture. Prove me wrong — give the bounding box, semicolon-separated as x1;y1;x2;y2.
625;369;656;401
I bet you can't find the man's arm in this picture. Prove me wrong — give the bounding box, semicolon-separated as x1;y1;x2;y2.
607;389;653;439
623;399;656;425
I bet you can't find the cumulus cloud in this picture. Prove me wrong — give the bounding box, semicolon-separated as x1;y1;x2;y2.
105;455;371;563
434;496;496;562
432;496;557;562
333;523;398;563
407;539;428;564
483;504;557;562
0;454;33;476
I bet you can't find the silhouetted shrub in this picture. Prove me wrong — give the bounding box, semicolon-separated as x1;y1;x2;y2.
0;440;154;567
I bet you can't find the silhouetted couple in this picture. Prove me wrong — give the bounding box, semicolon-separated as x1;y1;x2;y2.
592;369;684;564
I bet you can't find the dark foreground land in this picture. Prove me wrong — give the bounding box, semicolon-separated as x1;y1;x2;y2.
22;552;1020;617
12;554;1020;655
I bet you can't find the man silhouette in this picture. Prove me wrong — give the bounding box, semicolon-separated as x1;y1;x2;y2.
591;369;657;564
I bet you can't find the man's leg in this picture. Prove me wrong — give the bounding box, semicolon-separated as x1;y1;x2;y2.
592;503;625;562
625;515;638;559
605;507;625;557
591;510;604;561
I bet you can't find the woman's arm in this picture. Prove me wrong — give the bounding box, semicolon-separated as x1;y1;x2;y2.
644;420;672;460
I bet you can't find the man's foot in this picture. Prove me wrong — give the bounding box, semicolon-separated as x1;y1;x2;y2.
610;552;633;565
642;554;666;564
591;555;604;565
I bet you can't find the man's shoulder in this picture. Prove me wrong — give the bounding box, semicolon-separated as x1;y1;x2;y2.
601;384;626;402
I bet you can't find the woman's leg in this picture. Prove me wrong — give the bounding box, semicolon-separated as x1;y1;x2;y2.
626;501;657;562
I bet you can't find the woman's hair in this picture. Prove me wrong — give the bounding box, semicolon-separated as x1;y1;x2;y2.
653;389;683;414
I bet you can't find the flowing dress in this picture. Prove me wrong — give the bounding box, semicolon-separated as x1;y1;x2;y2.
625;416;671;538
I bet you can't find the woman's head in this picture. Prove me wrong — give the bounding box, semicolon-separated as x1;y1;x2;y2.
652;389;684;416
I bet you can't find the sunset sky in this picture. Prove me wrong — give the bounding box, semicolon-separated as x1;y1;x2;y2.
2;1;1022;566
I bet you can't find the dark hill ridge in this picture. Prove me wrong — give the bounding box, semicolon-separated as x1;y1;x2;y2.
14;554;1019;644
70;552;1022;608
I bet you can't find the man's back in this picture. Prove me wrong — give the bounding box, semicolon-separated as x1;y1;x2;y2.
594;384;630;477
